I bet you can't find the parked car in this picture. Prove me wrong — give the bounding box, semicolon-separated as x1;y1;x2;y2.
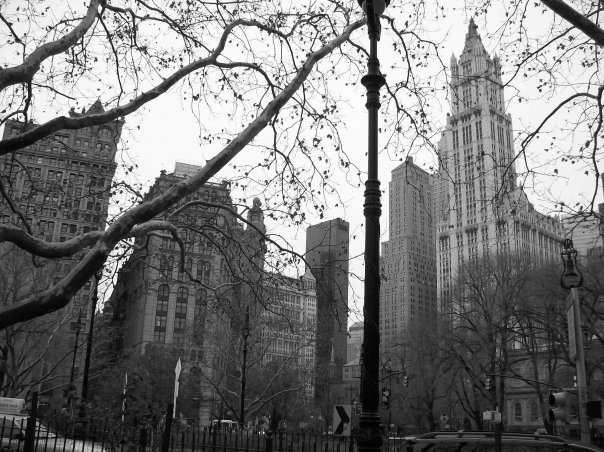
403;431;602;451
0;415;97;452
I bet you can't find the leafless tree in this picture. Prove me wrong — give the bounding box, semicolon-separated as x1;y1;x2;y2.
465;0;604;219
0;0;445;330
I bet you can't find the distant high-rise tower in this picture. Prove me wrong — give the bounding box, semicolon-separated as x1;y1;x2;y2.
434;20;564;309
380;157;437;352
306;218;349;397
347;321;364;363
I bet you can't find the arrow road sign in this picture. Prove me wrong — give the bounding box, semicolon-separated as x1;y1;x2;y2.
333;404;352;436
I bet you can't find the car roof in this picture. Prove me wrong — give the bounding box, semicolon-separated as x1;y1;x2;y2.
407;431;602;451
0;414;28;423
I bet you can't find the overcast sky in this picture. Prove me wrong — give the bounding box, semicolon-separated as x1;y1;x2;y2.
106;6;601;323
3;2;601;322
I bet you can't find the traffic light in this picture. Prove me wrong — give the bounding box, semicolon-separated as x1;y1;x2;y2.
382;387;390;408
549;391;570;424
485;376;493;392
404;376;409;388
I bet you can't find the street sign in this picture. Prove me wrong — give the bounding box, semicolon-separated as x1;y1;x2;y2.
174;358;182;417
333;404;352;436
482;410;501;422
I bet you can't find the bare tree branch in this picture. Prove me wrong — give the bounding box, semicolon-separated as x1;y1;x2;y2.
540;0;604;46
0;0;101;92
0;17;364;330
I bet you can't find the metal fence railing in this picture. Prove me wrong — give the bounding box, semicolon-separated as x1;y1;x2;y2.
1;395;407;452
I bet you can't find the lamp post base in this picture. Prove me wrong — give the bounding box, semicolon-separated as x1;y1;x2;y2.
357;412;382;452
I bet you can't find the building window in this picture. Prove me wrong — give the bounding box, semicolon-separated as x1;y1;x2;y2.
156;284;170;314
175;287;188;316
530;401;539;421
154;284;170;343
153;329;166;342
173;287;188;345
196;260;212;284
98;128;113;140
193;289;208;346
514;402;523;422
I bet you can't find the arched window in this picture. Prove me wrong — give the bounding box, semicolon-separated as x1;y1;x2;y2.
197;260;212;284
203;261;212;284
514;402;523;422
185;258;193;273
196;260;203;280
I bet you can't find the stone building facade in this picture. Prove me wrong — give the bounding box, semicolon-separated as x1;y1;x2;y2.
107;163;249;424
0;100;121;410
108;163;318;424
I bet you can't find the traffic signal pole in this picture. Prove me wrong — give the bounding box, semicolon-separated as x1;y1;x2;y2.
561;239;589;444
570;287;590;443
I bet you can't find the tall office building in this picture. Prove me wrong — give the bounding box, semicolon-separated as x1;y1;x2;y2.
434;20;564;309
306;218;349;397
0;100;121;409
380;157;437;352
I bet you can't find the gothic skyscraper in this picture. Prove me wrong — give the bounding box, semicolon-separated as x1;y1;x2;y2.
434;19;564;310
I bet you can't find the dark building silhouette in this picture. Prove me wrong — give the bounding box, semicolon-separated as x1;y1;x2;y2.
305;218;349;398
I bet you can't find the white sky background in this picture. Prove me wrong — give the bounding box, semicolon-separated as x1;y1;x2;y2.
2;1;602;323
116;5;602;323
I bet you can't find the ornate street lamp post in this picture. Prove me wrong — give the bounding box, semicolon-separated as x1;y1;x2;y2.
66;309;82;415
356;1;389;452
560;238;589;443
240;306;250;429
81;273;100;403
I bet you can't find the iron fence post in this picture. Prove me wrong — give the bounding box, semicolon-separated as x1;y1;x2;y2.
24;392;39;452
162;404;174;452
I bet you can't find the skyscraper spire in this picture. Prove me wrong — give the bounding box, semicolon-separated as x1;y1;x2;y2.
435;21;565;314
468;17;478;38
